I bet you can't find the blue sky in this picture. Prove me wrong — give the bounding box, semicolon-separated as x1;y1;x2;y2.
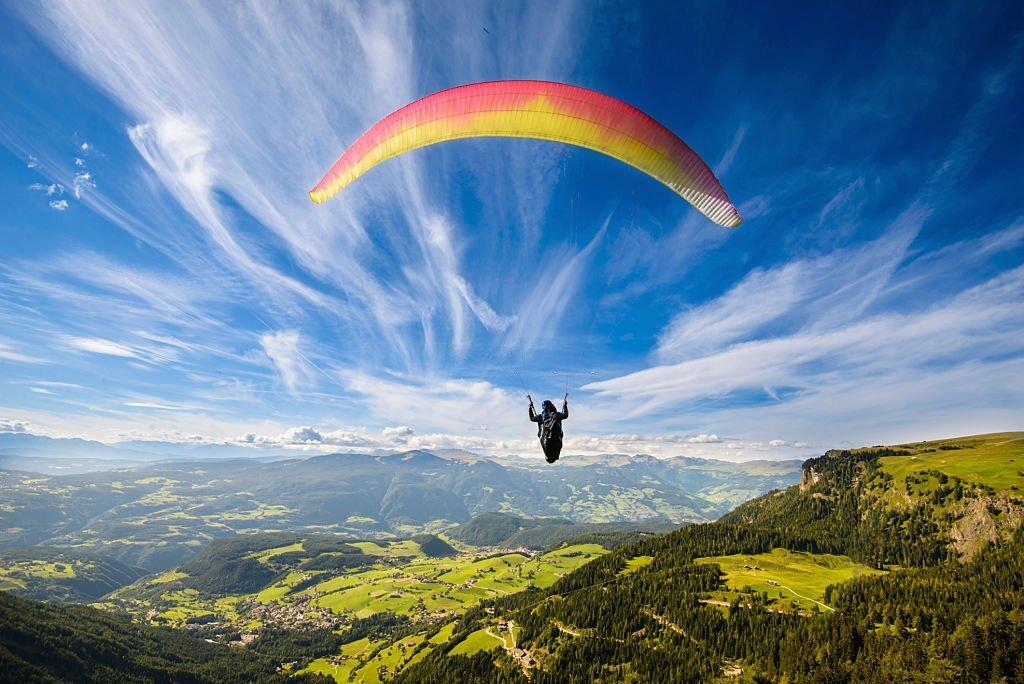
1;1;1021;460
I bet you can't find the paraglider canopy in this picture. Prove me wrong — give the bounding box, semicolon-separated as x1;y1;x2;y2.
310;80;741;228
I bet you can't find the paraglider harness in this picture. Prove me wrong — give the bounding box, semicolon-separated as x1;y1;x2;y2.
529;394;568;464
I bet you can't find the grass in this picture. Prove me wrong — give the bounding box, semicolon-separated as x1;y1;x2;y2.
0;560;77;581
309;544;607;620
695;548;883;613
255;571;306;603
0;576;27;590
429;622;456;644
878;432;1024;492
302;635;436;684
249;542;303;563
619;555;654;576
449;627;503;656
355;633;426;682
351;539;424;558
105;540;607;679
216;504;294;521
148;569;188;585
297;545;609;678
298;637;382;682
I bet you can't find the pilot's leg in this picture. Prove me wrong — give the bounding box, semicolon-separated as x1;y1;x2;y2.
545;438;561;463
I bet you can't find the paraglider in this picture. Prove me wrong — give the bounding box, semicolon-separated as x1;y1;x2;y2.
528;394;568;464
310;81;743;463
309;80;742;228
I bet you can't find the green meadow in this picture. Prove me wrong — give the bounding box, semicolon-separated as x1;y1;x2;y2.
298;623;456;682
449;627;503;656
293;543;605;681
307;544;606;620
879;432;1024;492
695;548;883;613
619;555;654;576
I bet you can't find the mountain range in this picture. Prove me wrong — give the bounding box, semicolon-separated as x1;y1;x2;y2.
0;436;800;571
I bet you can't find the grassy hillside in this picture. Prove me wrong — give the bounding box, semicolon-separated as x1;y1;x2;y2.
446;511;677;550
879;432;1024;491
397;433;1024;683
292;544;606;680
694;548;883;613
0;547;145;602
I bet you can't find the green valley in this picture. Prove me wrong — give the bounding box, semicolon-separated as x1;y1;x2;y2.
99;530;607;681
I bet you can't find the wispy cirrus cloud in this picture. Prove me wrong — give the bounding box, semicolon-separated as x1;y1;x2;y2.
0;338;47;364
62;335;139;358
123;401;190;411
656;211;923;362
16;0;586;373
259;330;310;394
587;259;1024;427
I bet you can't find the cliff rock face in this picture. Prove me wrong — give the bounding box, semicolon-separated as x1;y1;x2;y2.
799;450;848;491
799;467;820;491
949;495;1024;558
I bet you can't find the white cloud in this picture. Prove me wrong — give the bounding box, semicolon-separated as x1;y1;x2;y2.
49;199;69;211
63;335;138;357
656;212;923;362
123;401;188;411
587;264;1024;428
31;381;86;390
688;434;721;444
767;439;808;448
17;0;586;372
30;182;63;196
382;425;415;441
280;425;322;444
71;170;94;198
502;216;609;354
265;425;372;448
0;419;28;433
260;330;310;393
0;339;46;364
226;423;782;460
345;371;522;436
127;115;330;312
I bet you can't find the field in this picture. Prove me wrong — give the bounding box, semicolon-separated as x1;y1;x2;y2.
879;432;1024;492
299;637;384;682
695;548;883;613
307;544;607;620
104;536;607;681
292;544;605;681
619;555;654;576
0;558;77;593
449;627;503;655
0;559;76;582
